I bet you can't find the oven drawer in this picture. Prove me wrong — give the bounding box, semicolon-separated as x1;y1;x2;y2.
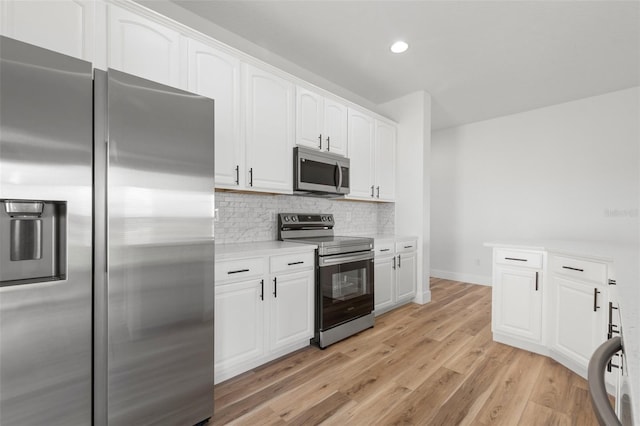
395;239;417;254
494;249;543;269
270;251;315;274
215;257;266;283
549;255;607;284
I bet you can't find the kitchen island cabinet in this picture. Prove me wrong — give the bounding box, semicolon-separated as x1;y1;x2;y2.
215;242;315;384
486;241;618;388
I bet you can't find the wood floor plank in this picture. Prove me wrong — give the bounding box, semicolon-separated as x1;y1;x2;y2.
212;280;603;425
470;350;544;425
518;401;572;425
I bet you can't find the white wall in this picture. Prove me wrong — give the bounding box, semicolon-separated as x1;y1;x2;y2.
379;91;432;303
431;87;639;284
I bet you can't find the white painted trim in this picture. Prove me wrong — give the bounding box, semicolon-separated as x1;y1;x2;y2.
430;269;492;286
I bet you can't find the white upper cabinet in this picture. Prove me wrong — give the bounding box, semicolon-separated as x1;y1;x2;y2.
296;88;324;151
243;64;294;194
348;108;375;199
108;5;181;88
0;0;94;61
296;87;347;156
348;109;397;201
187;39;242;188
374;120;396;201
323;98;348;156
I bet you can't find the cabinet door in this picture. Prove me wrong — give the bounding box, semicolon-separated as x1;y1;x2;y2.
269;271;314;351
493;267;542;342
374;120;396;201
244;64;294;193
0;0;93;60
374;255;395;314
296;87;324;150
214;279;265;372
187;39;242;188
347;108;374;199
108;5;180;87
324;98;348;156
396;251;417;302
551;276;607;366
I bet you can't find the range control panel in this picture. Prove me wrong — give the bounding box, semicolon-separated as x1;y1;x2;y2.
278;213;334;228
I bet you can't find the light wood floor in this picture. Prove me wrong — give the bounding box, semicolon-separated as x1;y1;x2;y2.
212;278;600;425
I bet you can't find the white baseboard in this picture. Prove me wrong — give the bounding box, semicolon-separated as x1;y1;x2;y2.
430;269;492;286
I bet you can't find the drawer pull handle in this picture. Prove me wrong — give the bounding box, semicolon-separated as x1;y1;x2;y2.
563;266;584;272
404;245;413;249
593;288;600;312
505;257;527;262
380;249;390;252
228;268;249;274
288;261;304;266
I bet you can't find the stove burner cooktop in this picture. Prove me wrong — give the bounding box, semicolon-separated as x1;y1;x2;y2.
277;213;373;256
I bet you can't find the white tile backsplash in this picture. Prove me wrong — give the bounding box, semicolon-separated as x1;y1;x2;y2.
214;191;394;243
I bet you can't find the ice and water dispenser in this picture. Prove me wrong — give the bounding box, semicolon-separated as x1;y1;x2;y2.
0;199;66;285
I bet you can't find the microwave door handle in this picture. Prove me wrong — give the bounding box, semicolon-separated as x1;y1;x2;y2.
336;162;343;191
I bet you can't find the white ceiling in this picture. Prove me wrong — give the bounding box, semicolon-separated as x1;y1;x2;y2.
168;1;640;130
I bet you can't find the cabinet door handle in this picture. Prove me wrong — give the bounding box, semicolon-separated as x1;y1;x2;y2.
326;136;330;151
260;279;264;301
228;269;249;274
235;165;240;185
318;134;322;150
593;288;600;312
392;256;396;270
535;271;539;291
273;277;277;298
371;185;374;197
376;186;380;198
563;266;584;272
398;254;401;268
287;261;304;266
249;167;253;186
505;257;527;262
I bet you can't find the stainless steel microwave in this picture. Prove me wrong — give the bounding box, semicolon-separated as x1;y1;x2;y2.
293;146;350;197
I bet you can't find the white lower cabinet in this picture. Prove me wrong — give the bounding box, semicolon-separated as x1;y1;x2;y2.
493;266;542;344
215;277;265;369
489;244;612;384
270;270;314;351
215;249;314;383
548;255;608;374
374;238;417;315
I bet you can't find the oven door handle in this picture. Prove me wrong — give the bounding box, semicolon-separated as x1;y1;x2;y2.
319;251;373;267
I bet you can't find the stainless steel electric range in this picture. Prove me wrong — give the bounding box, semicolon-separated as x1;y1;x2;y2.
278;213;374;348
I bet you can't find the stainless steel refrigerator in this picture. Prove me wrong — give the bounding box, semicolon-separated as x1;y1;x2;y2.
0;36;215;426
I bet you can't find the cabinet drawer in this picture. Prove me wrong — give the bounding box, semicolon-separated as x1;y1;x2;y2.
550;255;607;284
395;240;417;254
494;249;543;269
375;241;395;257
216;257;265;283
270;251;314;274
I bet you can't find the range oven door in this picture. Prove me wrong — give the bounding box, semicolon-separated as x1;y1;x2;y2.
318;251;373;330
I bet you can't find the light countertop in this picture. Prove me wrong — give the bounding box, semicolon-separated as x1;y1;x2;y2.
215;240;316;261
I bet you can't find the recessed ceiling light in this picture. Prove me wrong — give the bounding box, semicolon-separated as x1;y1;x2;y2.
390;41;408;54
